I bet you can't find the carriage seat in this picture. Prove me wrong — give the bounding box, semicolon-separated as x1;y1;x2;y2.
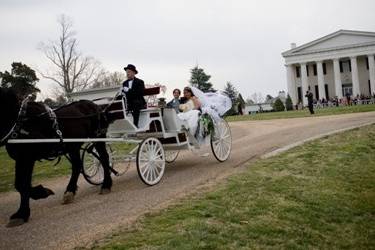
143;86;160;96
142;87;160;108
162;108;187;133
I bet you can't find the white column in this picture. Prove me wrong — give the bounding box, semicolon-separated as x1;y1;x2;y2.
317;61;326;100
301;63;309;105
286;64;297;105
350;56;360;97
368;54;375;96
333;58;343;98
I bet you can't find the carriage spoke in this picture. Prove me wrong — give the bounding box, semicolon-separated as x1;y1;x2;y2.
154;164;161;175
148;167;153;181
140;156;148;161
151;166;156;181
154;147;162;156
154;160;164;170
154;166;159;180
141;163;149;176
219;143;224;158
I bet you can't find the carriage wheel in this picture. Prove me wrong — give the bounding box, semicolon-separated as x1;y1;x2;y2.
81;143;113;185
136;137;165;186
211;119;232;162
165;150;179;163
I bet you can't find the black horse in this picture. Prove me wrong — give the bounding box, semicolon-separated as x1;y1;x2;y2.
0;88;113;227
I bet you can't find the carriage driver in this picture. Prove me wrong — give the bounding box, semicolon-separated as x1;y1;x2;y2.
122;64;146;127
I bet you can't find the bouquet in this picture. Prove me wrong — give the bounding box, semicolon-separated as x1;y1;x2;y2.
199;113;215;138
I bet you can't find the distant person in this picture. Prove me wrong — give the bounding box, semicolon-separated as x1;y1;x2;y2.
167;88;181;112
121;64;146;127
346;92;351;106
305;90;314;114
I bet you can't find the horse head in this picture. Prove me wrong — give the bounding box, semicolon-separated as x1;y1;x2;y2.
0;88;20;146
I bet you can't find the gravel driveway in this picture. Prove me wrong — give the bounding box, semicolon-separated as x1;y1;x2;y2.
0;112;374;250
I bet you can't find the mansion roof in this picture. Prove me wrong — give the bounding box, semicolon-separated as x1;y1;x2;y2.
282;30;375;58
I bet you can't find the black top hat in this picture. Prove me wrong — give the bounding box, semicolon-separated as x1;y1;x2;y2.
124;64;138;74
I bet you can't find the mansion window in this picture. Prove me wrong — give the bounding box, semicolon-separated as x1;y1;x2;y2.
297;87;302;102
312;63;326;76
296;66;300;78
325;84;329;100
340;60;351;73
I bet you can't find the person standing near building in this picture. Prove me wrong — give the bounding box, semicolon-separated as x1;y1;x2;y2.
346;92;351;106
305;90;314;114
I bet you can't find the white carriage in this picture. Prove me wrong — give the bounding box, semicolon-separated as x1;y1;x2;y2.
82;87;232;186
7;87;232;186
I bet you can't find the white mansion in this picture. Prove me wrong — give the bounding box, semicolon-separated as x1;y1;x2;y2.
282;30;375;106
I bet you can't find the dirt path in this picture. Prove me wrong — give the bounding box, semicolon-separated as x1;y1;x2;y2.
1;112;374;250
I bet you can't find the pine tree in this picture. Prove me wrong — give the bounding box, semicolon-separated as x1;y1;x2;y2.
0;62;40;99
266;94;273;101
223;81;238;115
189;66;214;92
285;94;294;111
273;98;285;112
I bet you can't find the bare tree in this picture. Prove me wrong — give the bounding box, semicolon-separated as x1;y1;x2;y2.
91;71;126;89
250;92;264;104
245;98;254;105
38;14;101;94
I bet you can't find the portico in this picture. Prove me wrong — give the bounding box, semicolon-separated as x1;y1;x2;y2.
282;30;375;106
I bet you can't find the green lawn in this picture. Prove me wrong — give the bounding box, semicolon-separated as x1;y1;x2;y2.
226;103;375;122
0;142;134;193
95;125;375;249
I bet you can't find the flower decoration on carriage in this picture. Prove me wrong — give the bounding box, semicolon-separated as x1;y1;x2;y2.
197;113;215;139
190;87;232;143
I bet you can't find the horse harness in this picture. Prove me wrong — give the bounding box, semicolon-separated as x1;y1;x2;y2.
1;95;63;145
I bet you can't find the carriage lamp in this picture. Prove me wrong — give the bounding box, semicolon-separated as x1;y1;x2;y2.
158;97;166;108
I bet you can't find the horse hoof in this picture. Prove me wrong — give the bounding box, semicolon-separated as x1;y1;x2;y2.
99;188;111;195
62;192;75;204
6;218;27;228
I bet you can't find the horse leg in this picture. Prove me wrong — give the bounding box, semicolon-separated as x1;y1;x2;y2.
95;142;112;194
7;159;34;227
62;149;82;204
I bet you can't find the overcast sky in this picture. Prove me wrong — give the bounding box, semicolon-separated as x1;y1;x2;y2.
1;0;375;100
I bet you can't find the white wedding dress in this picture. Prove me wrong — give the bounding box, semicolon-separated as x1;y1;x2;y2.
190;87;232;121
176;87;232;140
177;99;200;136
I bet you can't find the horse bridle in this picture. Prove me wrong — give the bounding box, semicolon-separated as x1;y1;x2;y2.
0;95;63;146
0;95;31;145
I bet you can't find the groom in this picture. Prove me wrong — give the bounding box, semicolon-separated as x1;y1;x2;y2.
122;64;146;127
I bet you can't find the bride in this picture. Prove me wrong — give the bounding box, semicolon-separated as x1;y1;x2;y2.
177;87;201;136
177;86;232;143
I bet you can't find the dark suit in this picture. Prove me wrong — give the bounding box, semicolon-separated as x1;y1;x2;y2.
305;92;314;114
122;77;146;127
